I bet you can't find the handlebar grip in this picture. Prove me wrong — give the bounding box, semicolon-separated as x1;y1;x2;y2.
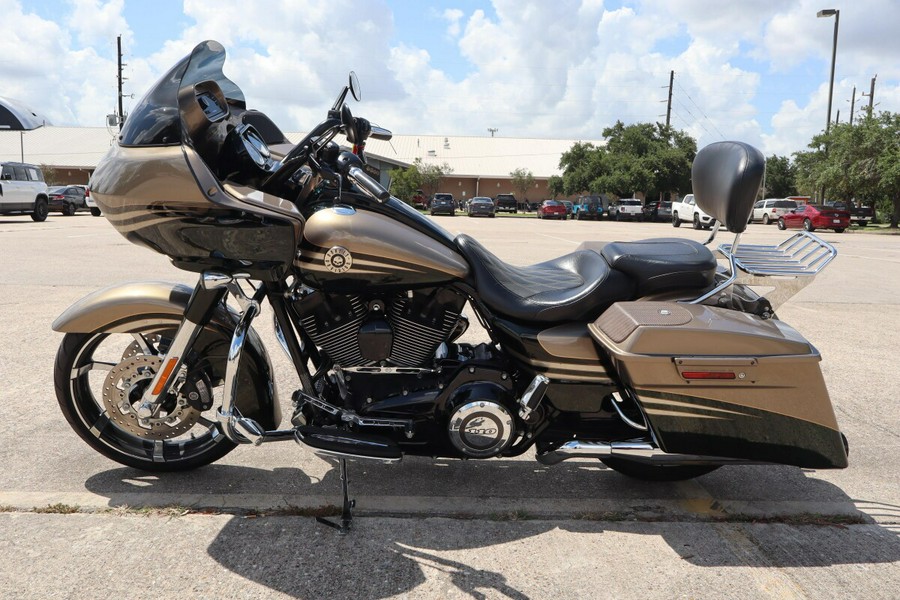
348;166;390;202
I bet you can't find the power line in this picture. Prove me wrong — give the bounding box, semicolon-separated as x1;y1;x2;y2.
675;81;727;140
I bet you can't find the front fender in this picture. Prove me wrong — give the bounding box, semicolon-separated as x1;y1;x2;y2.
53;281;281;429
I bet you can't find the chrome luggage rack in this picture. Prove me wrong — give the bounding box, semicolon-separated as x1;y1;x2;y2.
691;229;838;310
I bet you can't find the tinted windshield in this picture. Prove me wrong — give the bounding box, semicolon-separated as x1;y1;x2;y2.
119;40;244;147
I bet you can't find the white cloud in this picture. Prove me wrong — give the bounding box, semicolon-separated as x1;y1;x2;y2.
2;0;899;159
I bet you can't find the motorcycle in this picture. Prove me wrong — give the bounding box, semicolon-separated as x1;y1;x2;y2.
53;41;847;532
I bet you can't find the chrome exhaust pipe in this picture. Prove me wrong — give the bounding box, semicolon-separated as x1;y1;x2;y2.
535;440;744;466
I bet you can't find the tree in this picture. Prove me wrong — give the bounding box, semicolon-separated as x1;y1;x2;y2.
762;155;797;199
794;111;900;226
555;123;695;202
388;159;453;205
548;175;564;198
510;168;535;202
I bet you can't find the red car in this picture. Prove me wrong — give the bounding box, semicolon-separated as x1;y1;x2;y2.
537;200;567;220
778;204;850;233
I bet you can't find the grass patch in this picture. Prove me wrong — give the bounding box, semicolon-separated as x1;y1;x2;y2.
34;503;80;514
717;512;868;527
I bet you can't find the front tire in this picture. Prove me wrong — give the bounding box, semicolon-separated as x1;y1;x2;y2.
31;198;48;222
692;214;702;229
54;320;241;471
90;207;102;217
600;458;720;481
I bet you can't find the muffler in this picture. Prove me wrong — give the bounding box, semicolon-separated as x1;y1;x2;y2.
535;440;744;466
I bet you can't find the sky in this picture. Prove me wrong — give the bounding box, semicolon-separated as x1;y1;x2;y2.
3;0;899;157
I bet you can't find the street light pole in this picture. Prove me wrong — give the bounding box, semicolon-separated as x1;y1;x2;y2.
818;9;840;133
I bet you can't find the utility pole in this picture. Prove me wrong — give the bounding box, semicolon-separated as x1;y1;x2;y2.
861;74;877;117
665;70;674;127
117;35;127;129
849;85;856;125
487;128;498;137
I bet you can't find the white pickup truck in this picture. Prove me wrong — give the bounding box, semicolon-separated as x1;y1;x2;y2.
671;193;715;230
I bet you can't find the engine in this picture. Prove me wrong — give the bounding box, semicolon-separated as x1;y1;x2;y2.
292;286;468;368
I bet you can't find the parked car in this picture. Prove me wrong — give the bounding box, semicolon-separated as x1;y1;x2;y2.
572;195;603;220
560;200;574;216
608;198;643;221
0;161;49;221
84;184;101;216
47;185;87;216
825;200;874;227
750;198;798;225
467;196;495;218
672;194;715;229
411;189;426;209
430;193;456;216
778;204;850;233
495;193;518;213
642;200;672;222
536;200;567;220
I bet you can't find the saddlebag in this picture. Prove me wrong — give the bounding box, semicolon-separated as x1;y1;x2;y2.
589;301;848;468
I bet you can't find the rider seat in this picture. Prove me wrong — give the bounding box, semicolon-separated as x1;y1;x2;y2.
455;234;635;323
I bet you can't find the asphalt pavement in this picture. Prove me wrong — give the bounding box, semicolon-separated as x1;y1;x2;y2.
1;211;898;599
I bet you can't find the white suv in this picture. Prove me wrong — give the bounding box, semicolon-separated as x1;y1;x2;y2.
609;198;643;221
750;198;798;225
0;162;49;221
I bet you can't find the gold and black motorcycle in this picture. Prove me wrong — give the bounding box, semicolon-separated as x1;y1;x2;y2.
53;41;847;531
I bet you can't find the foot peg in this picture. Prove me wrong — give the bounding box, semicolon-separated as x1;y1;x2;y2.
294;426;402;463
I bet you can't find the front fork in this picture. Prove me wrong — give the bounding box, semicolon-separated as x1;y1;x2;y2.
137;272;229;415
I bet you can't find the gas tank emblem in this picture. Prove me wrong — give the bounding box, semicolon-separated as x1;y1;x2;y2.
324;246;353;273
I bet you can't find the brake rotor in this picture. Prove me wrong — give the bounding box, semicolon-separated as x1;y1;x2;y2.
102;355;201;440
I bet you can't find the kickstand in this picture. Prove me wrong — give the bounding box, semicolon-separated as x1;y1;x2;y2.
316;458;355;534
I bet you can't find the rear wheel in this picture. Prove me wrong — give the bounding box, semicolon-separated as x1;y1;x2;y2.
54;319;241;471
762;214;770;225
672;212;680;227
600;458;720;481
30;198;48;222
777;218;786;230
63;202;76;216
803;218;814;232
90;207;101;217
834;228;845;233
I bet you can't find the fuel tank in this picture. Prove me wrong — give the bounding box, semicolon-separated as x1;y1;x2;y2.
298;205;469;291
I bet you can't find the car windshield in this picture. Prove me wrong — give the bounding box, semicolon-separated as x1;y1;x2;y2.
119;40;244;147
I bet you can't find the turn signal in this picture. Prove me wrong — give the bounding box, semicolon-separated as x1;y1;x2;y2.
151;357;180;395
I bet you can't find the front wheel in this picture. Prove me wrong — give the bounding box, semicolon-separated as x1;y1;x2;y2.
54;320;241;471
31;198;48;222
692;214;702;229
600;458;720;481
90;207;101;217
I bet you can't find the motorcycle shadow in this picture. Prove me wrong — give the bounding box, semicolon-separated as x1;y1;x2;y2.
82;458;900;598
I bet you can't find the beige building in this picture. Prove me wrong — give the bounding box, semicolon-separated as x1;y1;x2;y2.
0;127;602;202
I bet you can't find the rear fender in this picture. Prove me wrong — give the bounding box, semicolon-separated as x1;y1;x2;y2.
52;281;280;429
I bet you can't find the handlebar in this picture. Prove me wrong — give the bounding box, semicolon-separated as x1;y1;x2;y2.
336;151;390;202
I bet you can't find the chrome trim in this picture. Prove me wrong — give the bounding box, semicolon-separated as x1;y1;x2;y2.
293;389;414;431
217;297;261;443
703;220;722;245
686;251;738;305
518;374;549;420
273;313;292;361
535;439;748;466
611;391;648;431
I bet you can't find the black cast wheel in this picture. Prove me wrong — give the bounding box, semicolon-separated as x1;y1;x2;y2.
63;202;76;216
600;458;720;481
31;198;49;222
672;212;680;227
54;320;240;471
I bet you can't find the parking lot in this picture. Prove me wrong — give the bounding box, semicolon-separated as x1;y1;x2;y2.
1;212;899;598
